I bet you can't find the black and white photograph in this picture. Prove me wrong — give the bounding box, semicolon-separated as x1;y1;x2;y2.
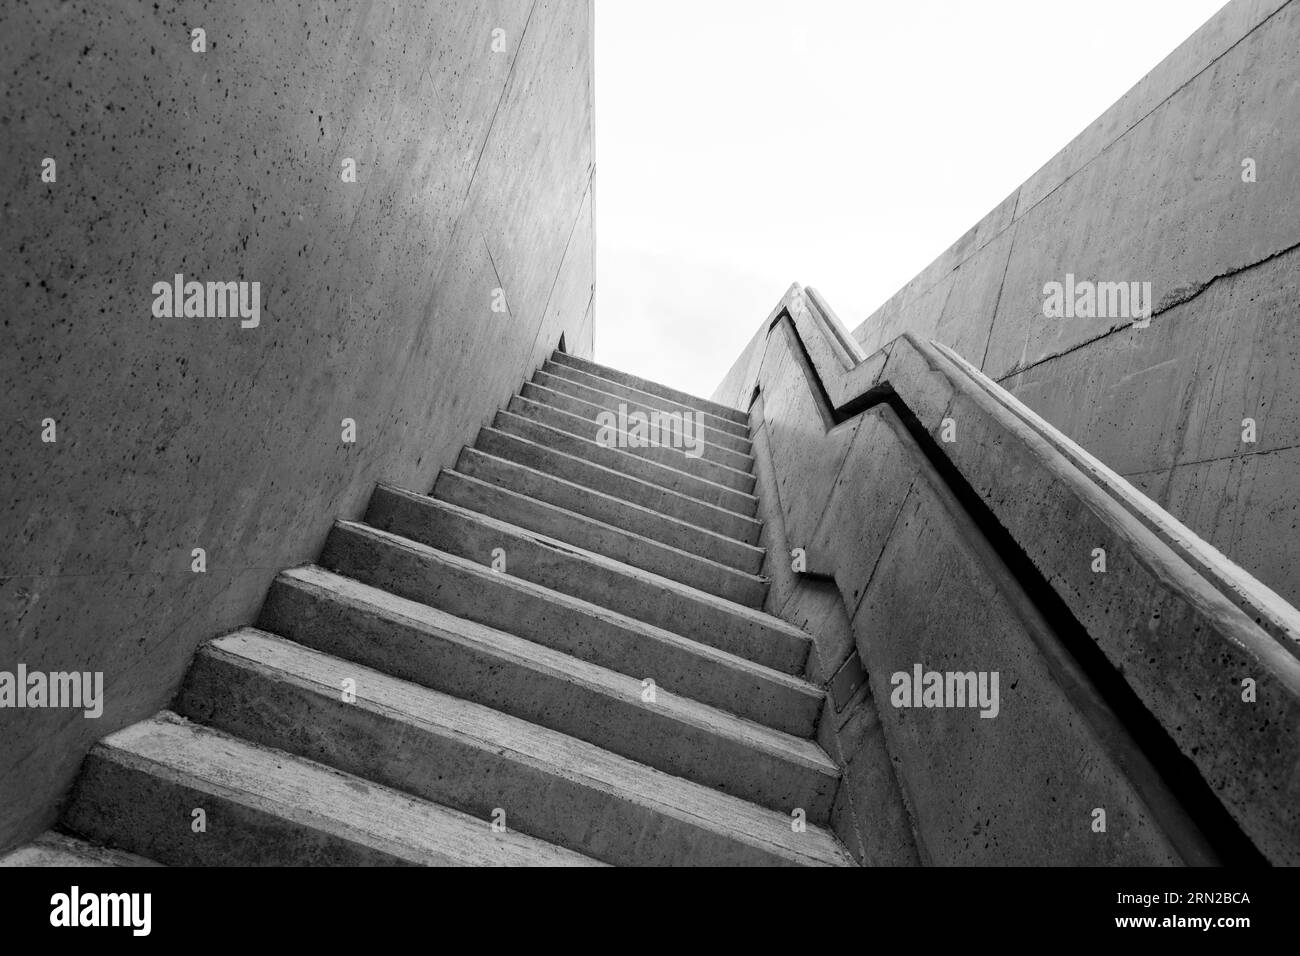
1;0;1297;936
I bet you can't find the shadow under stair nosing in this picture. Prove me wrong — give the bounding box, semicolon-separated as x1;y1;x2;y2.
30;353;854;868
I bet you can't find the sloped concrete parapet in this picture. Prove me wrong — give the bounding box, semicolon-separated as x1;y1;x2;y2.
717;283;1300;864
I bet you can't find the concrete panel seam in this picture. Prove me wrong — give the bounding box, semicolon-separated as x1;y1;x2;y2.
1019;0;1296;225
851;0;1294;341
1121;442;1300;477
997;233;1300;383
454;0;540;220
977;220;1018;373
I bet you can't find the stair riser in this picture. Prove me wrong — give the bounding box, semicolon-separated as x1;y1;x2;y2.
176;652;827;865
550;351;749;426
492;410;758;517
364;488;808;673
456;449;764;574
533;370;753;454
507;394;756;493
312;529;817;735
433;470;767;606
63;751;414;866
519;383;754;473
249;579;830;813
542;361;750;439
474;428;762;544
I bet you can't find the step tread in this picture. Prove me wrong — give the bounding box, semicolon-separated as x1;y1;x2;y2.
552;351;748;424
434;469;768;604
520;382;755;469
476;426;763;536
95;714;603;867
538;363;751;439
200;631;853;866
364;489;808;673
507;393;756;492
374;488;808;645
458;448;764;568
531;370;753;451
493;409;759;517
268;571;831;767
0;831;162;867
292;553;818;708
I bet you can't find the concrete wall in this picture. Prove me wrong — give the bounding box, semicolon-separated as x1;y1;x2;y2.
741;322;1224;864
716;275;1300;860
0;0;595;851
834;0;1299;606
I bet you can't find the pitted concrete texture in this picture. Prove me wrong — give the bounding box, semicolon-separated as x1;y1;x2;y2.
43;352;856;866
712;276;1300;861
714;0;1300;609
0;0;595;850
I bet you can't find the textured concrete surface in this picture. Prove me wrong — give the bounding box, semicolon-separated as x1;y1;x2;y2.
362;488;808;672
847;440;1187;866
64;713;604;867
170;633;848;866
472;427;763;542
507;392;757;492
0;0;595;851
715;0;1300;608
433;468;767;605
201;598;836;819
454;448;764;570
0;830;160;867
310;525;815;732
49;355;859;866
491;408;760;513
713;282;1300;862
747;393;919;865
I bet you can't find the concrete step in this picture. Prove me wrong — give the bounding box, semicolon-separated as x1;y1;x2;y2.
507;393;756;493
519;382;754;473
551;350;749;427
492;408;758;517
174;632;853;866
63;713;599;866
454;448;764;574
311;528;818;735
245;571;834;813
474;426;762;545
432;469;767;606
0;831;161;867
532;369;753;455
364;487;810;674
541;359;750;440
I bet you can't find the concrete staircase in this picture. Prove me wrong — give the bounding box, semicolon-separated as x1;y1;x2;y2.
25;351;857;867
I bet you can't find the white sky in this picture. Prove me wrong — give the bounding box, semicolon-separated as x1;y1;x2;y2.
592;0;1227;398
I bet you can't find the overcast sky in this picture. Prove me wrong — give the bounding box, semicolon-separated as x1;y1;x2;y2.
591;0;1226;399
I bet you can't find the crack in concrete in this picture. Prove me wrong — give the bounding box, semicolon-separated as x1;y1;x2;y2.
524;171;595;366
978;216;1018;373
1122;442;1300;478
996;234;1300;383
454;0;538;224
855;0;1295;335
481;232;511;319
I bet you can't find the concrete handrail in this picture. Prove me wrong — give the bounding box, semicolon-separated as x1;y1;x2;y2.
750;281;1300;864
774;282;1300;658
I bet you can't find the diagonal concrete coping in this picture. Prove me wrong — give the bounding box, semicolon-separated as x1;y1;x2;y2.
745;281;1300;864
929;339;1300;660
775;281;1300;664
